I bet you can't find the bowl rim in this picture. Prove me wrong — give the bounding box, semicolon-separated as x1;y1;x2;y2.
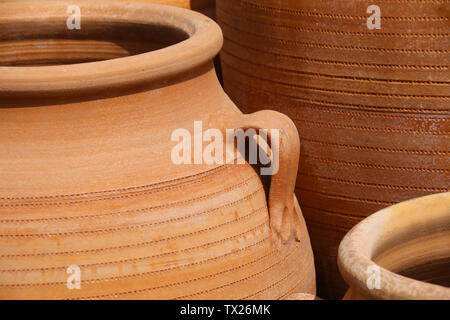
0;0;222;96
338;192;450;300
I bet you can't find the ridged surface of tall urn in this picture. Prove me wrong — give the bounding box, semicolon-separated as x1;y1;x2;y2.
217;0;450;298
0;0;315;299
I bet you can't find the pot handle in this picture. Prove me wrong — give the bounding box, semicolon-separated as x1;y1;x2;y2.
227;110;301;244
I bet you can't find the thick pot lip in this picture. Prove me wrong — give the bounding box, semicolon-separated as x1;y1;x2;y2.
0;0;223;96
338;192;450;300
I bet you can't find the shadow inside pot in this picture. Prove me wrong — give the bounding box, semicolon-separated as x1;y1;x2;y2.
0;21;189;67
190;0;215;19
375;236;450;288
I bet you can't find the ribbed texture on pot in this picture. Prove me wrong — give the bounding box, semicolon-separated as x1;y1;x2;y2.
0;165;315;299
217;0;450;299
0;0;315;300
191;0;216;19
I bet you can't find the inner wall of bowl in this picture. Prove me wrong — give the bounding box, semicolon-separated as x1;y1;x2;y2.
0;21;189;66
398;258;450;287
373;230;450;288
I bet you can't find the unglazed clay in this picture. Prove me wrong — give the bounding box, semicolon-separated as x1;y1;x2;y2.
1;0;213;13
2;0;190;9
0;0;315;299
284;293;316;300
115;0;190;9
191;0;216;19
217;0;450;298
338;192;450;300
115;0;216;17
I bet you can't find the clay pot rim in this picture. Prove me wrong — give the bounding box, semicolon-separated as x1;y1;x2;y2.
338;192;450;300
0;0;222;95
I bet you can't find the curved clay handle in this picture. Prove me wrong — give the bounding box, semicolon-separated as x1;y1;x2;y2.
228;110;301;244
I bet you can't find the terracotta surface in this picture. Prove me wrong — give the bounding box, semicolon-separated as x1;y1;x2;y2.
217;0;450;299
284;293;316;300
191;0;216;20
115;0;190;9
0;0;315;299
1;0;190;7
115;0;216;18
338;192;450;300
0;0;215;15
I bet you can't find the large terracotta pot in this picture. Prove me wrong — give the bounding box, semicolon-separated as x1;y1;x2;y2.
0;0;189;9
116;0;216;18
115;0;190;9
121;0;191;9
0;0;213;12
191;0;216;20
0;0;315;299
338;192;450;300
217;0;450;298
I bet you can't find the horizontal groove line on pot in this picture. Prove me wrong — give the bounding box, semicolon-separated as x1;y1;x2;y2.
278;269;315;300
300;138;449;156
217;12;450;38
290;104;449;122
0;49;130;56
302;155;449;173
301;138;449;155
277;278;304;301
173;245;299;300
223;0;447;21
225;30;450;55
297;212;357;233
0;180;262;225
221;36;450;71
223;60;450;100
224;64;450;106
0;41;141;50
294;118;449;135
225;75;449;114
74;241;292;300
0;51;130;60
222;49;450;86
222;37;450;85
0;222;269;284
242;268;297;300
295;186;397;206
230;92;449;133
218;15;450;54
0;197;266;239
3;239;273;291
2;237;268;286
298;172;448;192
0;167;257;208
0;43;143;52
0;189;264;252
298;203;366;221
0;164;231;202
0;209;267;274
